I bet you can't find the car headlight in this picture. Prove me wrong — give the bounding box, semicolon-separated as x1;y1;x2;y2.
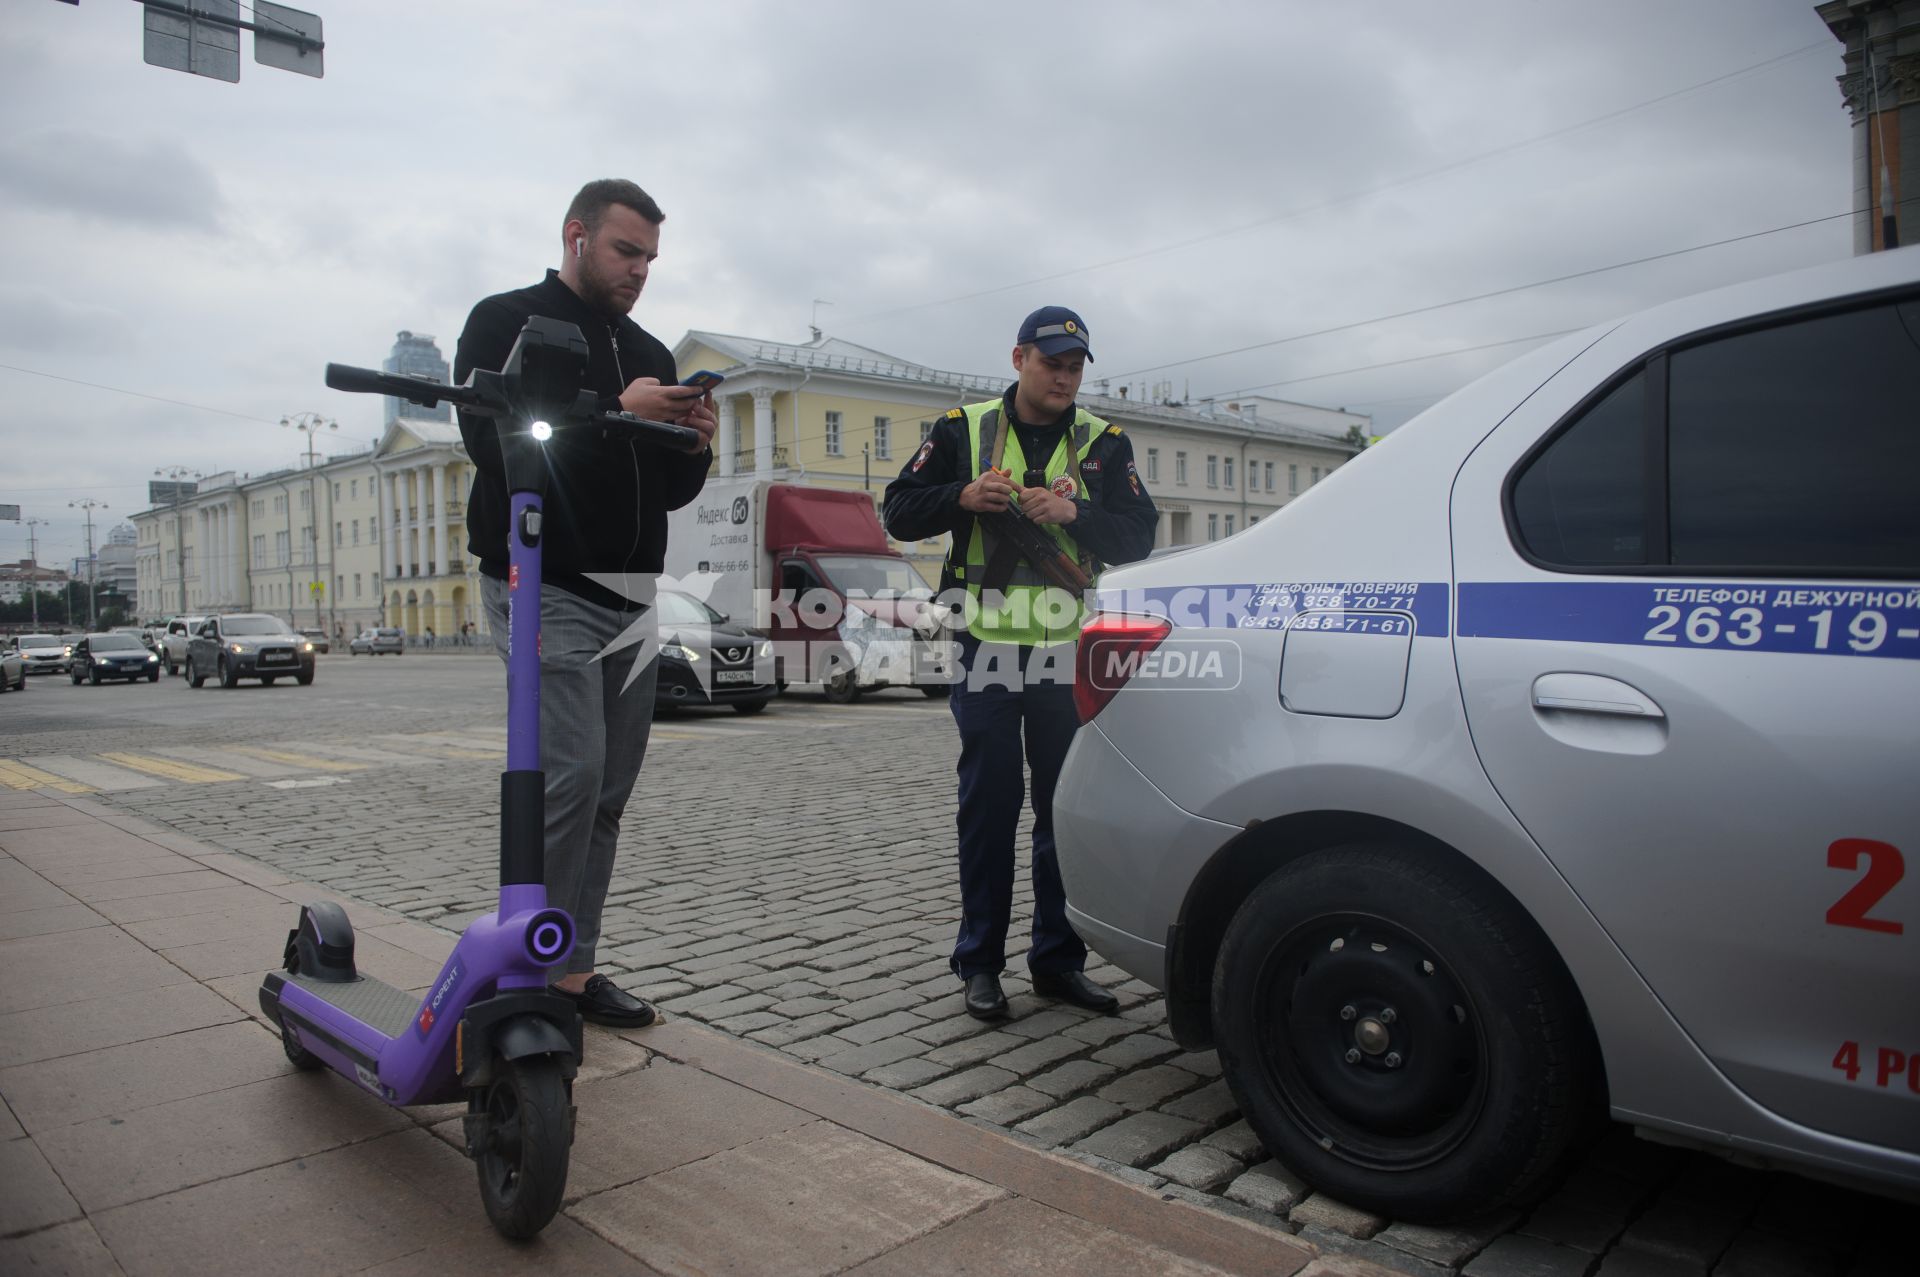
661;643;698;662
758;640;773;658
146;654;158;663
63;646;72;656
229;643;244;654
302;642;314;652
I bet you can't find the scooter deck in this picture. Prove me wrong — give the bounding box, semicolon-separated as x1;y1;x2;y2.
283;970;418;1039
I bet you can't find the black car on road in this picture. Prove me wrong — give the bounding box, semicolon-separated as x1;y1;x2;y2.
654;590;776;715
185;614;316;688
71;633;161;684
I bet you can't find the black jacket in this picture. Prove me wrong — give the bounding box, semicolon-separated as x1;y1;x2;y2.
453;270;711;610
883;388;1159;591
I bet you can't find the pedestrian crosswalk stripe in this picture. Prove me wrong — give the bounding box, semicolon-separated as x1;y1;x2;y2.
22;756;162;791
225;746;368;773
97;752;247;784
0;759;93;794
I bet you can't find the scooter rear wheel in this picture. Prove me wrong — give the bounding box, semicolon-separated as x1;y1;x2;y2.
475;1056;571;1239
279;1018;325;1071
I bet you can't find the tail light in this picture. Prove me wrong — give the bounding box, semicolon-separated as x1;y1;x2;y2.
1074;612;1173;723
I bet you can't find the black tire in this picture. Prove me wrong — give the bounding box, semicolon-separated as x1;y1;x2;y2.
920;683;951;699
474;1055;571;1239
1212;843;1596;1222
732;698;770;715
218;656;238;689
147;667;160;683
280;1017;325;1071
165;657;177;676
296;670;314;686
187;656;206;688
89;667;101;686
821;671;860;704
71;669;82;686
261;676;277;686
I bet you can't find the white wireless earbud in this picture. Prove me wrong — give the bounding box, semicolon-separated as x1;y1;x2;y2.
574;237;585;259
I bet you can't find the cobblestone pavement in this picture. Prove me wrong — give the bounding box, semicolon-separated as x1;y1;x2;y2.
5;660;1912;1275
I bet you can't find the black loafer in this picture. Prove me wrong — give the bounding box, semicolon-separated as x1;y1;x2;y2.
1031;970;1119;1014
554;974;657;1028
964;973;1009;1020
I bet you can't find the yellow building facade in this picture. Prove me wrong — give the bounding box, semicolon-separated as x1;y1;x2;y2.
673;330;1368;583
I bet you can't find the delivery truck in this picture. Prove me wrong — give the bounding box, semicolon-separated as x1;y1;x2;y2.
664;478;951;702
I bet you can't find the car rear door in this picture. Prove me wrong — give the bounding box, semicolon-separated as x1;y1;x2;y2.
1449;287;1920;1151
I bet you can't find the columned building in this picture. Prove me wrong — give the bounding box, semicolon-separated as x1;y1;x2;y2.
1821;0;1919;253
672;330;1365;584
129;422;478;641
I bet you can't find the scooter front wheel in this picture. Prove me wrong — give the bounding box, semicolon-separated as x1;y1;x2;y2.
475;1055;571;1238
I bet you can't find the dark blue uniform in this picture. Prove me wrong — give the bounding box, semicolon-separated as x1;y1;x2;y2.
885;387;1158;979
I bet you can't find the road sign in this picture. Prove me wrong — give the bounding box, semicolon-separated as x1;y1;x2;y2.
0;505;19;522
310;581;325;596
253;2;323;78
143;0;241;84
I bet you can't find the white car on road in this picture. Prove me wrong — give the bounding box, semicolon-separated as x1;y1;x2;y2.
1055;247;1920;1220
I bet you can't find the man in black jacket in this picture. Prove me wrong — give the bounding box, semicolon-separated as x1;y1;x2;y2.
456;178;716;1027
884;306;1157;1020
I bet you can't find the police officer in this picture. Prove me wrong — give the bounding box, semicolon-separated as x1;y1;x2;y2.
885;306;1158;1019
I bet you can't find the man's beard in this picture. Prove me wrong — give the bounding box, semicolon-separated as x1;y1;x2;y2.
578;258;637;317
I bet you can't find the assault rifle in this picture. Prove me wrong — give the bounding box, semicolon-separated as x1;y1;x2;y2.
977;475;1092;595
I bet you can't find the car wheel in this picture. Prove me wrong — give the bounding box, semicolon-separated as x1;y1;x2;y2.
1212;843;1597;1222
88;667;101;686
148;667;160;683
296;669;314;686
732;698;770;715
920;683;951;699
71;669;82;686
822;671;860;704
261;676;277;686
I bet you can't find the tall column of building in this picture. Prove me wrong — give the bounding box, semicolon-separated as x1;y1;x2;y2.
752;387;775;477
384;468;399;587
432;462;449;577
718;396;737;477
1824;0;1919;253
411;464;427;575
392;470;410;581
229;500;243;604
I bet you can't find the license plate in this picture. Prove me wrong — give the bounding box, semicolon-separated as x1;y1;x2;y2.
714;670;754;684
263;653;294;663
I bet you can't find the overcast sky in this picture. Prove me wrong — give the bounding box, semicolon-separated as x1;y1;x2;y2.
0;0;1857;571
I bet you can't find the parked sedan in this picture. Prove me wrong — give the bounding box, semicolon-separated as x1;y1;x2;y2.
654;590;776;714
0;643;24;693
1054;247;1920;1220
185;614;316;688
71;633;161;684
13;634;72;676
349;627;405;655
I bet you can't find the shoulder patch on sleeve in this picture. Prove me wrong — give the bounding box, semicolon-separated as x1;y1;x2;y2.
1105;424;1122;436
945;407;964;420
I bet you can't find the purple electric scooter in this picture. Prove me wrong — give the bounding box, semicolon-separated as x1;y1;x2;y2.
258;316;697;1238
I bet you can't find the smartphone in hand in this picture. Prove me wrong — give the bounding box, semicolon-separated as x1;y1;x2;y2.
681;370;726;391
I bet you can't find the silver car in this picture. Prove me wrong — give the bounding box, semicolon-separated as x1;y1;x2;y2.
1054;247;1920;1220
13;633;73;676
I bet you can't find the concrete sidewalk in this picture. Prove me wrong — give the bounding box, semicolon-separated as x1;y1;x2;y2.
0;790;1371;1277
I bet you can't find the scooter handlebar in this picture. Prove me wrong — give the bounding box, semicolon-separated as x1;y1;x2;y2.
588;409;704;452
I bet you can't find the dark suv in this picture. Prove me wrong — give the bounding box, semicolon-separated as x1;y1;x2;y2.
186;614;316;688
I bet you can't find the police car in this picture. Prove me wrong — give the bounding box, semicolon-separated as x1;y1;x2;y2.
1053;246;1920;1220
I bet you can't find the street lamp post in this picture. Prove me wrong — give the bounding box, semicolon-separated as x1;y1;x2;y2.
22;517;48;626
69;498;106;629
154;466;198;616
282;413;338;633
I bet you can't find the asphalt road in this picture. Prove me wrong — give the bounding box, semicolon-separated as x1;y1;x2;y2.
1;654;1909;1275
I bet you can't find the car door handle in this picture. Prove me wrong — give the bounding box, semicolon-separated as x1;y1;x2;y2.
1531;673;1665;718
